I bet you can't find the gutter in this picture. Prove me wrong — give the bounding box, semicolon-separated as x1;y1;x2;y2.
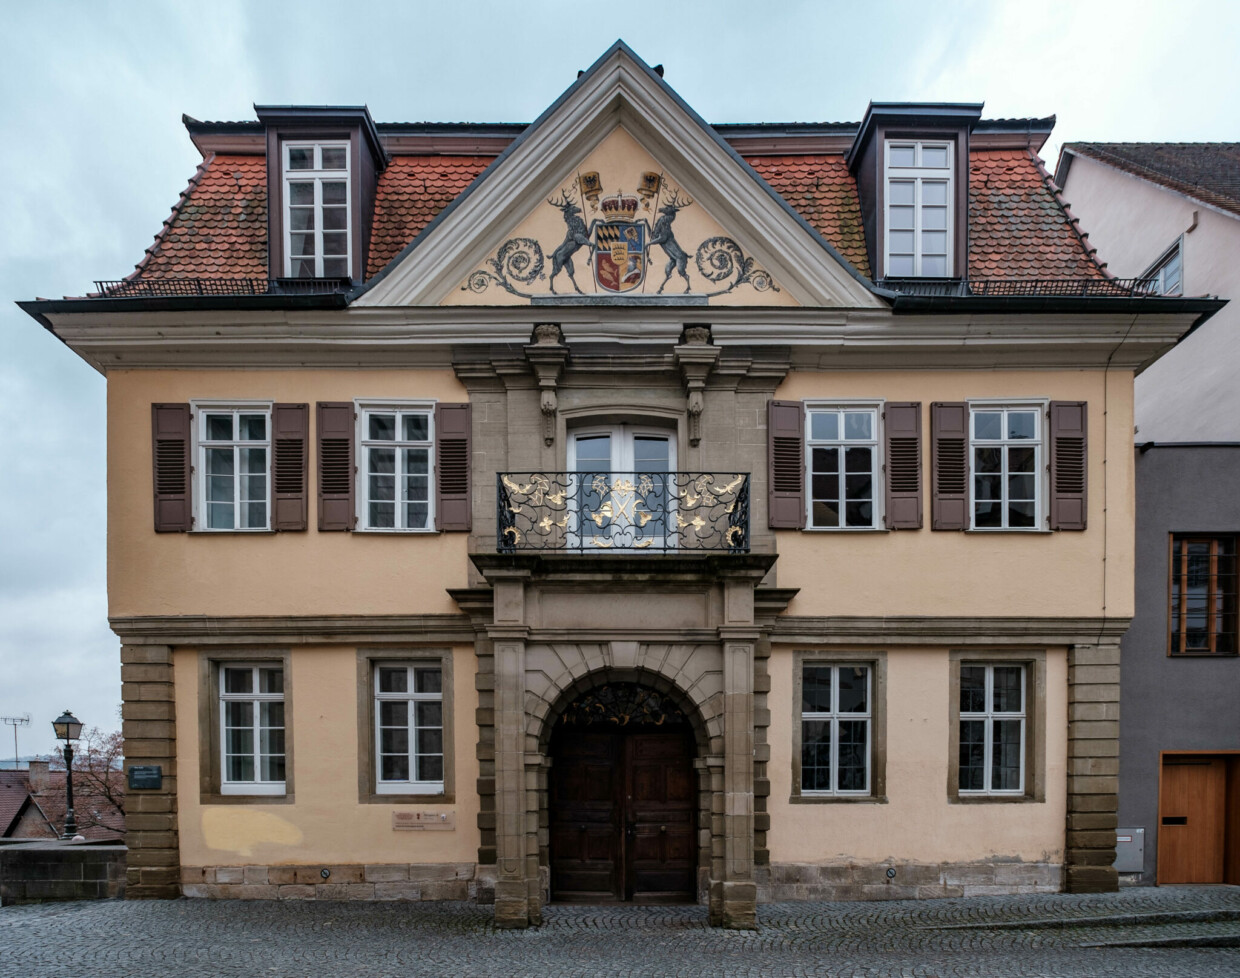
16;292;351;334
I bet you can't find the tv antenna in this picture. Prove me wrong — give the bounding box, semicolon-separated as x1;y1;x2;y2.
1;715;30;770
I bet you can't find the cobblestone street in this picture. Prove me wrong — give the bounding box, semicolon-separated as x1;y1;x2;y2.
3;887;1240;977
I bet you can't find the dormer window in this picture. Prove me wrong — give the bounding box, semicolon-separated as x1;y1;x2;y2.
283;141;351;278
885;140;953;277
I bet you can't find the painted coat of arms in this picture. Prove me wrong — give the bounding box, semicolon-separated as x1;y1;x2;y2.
464;170;778;300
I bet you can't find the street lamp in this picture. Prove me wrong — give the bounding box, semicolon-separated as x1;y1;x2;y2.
51;710;83;839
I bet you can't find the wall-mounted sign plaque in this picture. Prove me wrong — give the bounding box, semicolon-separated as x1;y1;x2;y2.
127;765;162;790
392;810;455;831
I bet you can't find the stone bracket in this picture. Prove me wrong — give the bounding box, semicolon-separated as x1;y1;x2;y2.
673;325;720;447
523;323;569;446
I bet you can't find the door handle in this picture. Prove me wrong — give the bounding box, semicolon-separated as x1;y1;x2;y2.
660;825;667;834
625;823;636;840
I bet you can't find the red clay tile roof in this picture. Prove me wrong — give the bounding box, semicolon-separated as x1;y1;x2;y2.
746;155;870;276
1065;142;1240;218
127;146;1103;288
969;149;1107;280
367;155;493;276
130;154;267;280
0;771;31;836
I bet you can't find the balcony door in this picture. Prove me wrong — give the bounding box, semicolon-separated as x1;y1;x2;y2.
568;425;675;550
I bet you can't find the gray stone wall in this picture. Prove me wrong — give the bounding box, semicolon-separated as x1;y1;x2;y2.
1119;445;1240;883
0;842;126;905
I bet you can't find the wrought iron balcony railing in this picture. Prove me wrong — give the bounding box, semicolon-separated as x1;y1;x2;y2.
497;472;750;554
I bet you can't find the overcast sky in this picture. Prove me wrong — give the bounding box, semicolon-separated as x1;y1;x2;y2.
2;0;1238;759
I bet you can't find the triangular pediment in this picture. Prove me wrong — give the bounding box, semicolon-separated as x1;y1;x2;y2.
355;42;883;310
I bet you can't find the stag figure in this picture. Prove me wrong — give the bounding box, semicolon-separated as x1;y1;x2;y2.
546;189;595;294
649;189;694;294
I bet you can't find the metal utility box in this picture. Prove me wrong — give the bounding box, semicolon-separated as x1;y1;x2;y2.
1115;827;1145;872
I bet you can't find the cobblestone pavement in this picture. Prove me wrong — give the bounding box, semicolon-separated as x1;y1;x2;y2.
4;887;1240;977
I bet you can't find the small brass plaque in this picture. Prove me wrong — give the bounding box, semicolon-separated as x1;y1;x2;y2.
392;810;455;831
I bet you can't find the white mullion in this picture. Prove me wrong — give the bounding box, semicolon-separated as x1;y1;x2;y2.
914;177;923;277
249;665;263;781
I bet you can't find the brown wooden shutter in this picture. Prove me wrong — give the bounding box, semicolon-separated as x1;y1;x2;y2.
271;403;308;531
931;402;969;531
768;400;805;529
1049;401;1087;531
884;402;922;529
316;402;355;531
435;402;472;532
151;403;192;532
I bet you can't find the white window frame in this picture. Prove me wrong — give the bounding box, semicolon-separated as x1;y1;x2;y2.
799;662;872;797
374;661;445;796
1141;239;1183;295
219;662;286;796
567;424;677;550
282;140;352;279
967;399;1048;532
355;401;436;533
958;662;1026;796
884;139;954;278
192;401;273;533
804;401;883;530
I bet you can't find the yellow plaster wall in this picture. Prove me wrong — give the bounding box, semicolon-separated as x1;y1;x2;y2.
766;645;1068;864
108;369;471;618
445;126;797;307
774;368;1134;619
175;644;481;867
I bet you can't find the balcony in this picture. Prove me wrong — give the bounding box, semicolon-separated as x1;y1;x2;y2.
497;472;750;554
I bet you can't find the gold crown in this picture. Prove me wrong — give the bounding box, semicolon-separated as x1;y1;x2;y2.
601;193;639;219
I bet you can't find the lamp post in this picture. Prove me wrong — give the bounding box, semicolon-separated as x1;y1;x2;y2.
52;710;83;839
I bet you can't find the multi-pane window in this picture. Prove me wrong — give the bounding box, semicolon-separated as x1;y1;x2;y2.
1170;535;1238;654
359;406;433;531
197;406;270;531
375;663;444;794
806;407;879;529
800;664;871;795
1142;244;1182;295
220;664;285;795
885;141;953;277
959;664;1025;794
971;406;1041;529
284;141;350;279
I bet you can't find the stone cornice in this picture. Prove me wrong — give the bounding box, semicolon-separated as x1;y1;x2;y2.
109;614;475;646
44;304;1192;374
109;611;1128;648
768;615;1131;647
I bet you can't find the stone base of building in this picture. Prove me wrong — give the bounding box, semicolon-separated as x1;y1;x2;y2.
181;862;491;902
758;860;1062;901
180;859;1065;905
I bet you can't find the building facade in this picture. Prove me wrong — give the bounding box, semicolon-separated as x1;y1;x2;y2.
22;44;1221;927
1056;143;1238;885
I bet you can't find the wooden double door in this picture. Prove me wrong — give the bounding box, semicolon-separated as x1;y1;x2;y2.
549;728;696;902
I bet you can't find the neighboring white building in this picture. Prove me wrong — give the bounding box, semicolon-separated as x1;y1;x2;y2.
1055;143;1240;442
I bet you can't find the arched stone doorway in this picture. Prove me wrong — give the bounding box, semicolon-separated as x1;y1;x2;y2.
546;681;700;903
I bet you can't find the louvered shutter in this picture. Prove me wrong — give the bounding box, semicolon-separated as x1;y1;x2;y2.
768;400;805;529
316;402;355;531
1049;401;1087;531
435;403;472;532
271;403;308;531
884;402;922;529
931;402;969;531
151;403;192;532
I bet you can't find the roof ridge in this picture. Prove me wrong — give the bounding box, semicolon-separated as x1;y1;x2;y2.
126;153;216;283
1026;148;1115;281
